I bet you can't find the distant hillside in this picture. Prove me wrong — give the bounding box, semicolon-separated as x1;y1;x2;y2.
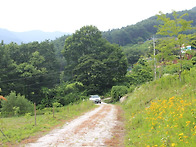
51;6;196;57
102;7;196;46
0;29;22;44
0;29;68;44
191;6;196;12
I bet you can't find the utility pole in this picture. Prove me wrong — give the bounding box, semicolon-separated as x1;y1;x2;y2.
153;35;156;80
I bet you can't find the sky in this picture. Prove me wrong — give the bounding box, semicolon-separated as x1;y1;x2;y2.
1;0;196;33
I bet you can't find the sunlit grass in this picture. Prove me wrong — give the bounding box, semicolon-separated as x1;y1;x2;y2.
122;67;196;146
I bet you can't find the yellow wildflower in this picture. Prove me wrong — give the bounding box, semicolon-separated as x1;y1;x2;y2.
179;114;183;118
186;121;191;126
179;133;184;136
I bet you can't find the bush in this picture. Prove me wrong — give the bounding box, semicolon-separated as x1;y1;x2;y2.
163;64;179;74
1;91;33;116
126;58;153;86
39;82;85;108
111;86;128;102
163;60;193;74
191;57;196;65
59;92;83;106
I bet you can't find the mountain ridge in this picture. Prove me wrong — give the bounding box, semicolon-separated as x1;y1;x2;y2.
1;6;196;45
0;28;69;44
102;7;196;46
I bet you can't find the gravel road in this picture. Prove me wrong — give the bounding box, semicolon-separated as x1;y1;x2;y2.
25;104;124;147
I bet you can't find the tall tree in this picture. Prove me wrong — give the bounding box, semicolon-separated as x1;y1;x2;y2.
0;42;18;96
155;11;195;80
62;26;127;94
0;41;60;104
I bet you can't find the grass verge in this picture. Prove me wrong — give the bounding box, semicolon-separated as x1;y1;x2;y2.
0;100;97;146
122;67;196;146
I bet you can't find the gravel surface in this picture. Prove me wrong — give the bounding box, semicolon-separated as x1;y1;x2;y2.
25;104;121;147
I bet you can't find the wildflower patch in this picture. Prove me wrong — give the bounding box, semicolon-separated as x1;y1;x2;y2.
127;96;196;146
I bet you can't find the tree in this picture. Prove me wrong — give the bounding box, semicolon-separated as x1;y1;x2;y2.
155;11;195;80
16;51;47;77
0;42;17;96
1;91;33;116
122;42;151;66
62;26;127;94
126;58;153;86
0;41;60;104
73;55;107;94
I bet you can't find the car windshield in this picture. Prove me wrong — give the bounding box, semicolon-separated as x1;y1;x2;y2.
91;95;99;98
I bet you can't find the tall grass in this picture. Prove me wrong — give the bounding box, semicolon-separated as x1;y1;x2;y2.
0;100;96;146
122;67;196;146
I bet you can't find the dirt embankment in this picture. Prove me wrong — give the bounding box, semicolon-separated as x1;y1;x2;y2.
25;104;124;147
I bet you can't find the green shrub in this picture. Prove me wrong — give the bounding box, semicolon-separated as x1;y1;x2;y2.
126;58;153;86
111;86;128;102
59;92;82;106
181;60;193;70
39;82;85;108
191;56;196;65
163;64;179;74
64;82;84;94
1;91;33;116
163;60;193;74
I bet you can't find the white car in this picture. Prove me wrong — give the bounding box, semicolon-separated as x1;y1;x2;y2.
89;95;101;104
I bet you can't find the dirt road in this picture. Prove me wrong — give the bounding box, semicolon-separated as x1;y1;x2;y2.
25;104;124;147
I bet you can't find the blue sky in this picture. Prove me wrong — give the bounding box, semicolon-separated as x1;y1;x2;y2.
1;0;196;33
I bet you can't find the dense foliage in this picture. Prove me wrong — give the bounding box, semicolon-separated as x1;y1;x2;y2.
1;91;33;116
126;58;153;86
111;86;128;102
0;40;60;104
122;41;152;66
39;82;86;108
155;11;196;80
103;17;159;46
51;35;70;73
62;25;128;94
0;26;128;108
102;8;196;46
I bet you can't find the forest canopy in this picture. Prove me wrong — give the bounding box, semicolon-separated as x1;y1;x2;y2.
62;25;128;94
